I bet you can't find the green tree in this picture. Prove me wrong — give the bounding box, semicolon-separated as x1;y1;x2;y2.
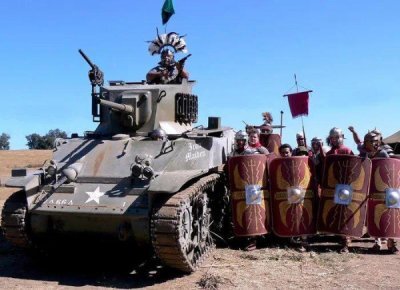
0;133;10;150
26;129;68;149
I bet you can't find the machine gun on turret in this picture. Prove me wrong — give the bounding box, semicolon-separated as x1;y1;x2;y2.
79;49;104;87
79;49;105;121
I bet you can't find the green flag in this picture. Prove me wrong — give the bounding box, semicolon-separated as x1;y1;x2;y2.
162;0;175;25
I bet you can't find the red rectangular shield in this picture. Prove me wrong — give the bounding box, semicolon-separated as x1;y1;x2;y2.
317;155;372;237
259;133;281;156
228;154;270;237
367;158;400;238
269;156;317;237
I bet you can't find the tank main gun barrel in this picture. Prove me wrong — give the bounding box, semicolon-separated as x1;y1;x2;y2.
98;98;134;113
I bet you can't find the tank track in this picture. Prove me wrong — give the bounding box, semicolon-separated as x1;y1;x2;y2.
151;173;219;273
208;175;233;245
1;190;32;248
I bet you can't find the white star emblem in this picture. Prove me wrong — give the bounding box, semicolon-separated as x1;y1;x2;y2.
85;187;105;204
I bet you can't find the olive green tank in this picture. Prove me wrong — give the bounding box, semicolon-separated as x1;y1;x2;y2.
1;50;234;273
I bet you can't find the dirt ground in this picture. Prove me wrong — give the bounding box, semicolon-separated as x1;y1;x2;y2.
1;150;400;289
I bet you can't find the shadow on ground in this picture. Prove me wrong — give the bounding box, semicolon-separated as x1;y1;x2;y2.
0;229;394;288
0;232;185;289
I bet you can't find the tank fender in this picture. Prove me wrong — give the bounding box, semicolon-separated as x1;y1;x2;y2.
148;169;207;193
6;172;41;192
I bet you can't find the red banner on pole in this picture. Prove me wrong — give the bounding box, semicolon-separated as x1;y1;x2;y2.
286;91;310;118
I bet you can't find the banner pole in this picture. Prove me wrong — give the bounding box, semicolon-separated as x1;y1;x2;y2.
301;116;307;148
294;74;299;92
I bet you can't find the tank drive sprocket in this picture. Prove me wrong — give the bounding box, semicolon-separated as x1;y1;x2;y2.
151;173;219;273
1;190;32;248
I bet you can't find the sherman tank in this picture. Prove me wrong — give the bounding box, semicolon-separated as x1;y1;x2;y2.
1;44;234;272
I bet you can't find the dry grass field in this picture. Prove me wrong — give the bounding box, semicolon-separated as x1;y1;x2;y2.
0;150;400;289
0;149;51;179
0;150;51;205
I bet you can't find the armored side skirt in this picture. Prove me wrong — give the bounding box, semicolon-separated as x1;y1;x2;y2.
317;155;371;237
367;158;400;239
228;155;270;237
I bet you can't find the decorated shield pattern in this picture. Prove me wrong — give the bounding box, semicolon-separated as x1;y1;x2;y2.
367;158;400;238
228;154;270;237
317;155;371;237
269;156;317;237
260;134;281;156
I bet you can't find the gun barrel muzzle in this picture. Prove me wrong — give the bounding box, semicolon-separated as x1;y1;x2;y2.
98;98;133;113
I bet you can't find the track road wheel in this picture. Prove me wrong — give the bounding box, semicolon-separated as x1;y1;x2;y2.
151;174;218;273
1;190;32;248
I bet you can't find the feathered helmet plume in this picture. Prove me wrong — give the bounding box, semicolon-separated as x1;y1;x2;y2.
148;29;188;55
262;112;273;123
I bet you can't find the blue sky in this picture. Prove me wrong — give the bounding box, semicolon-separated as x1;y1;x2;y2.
0;0;399;150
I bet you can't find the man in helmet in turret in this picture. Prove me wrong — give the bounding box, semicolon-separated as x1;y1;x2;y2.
146;48;189;84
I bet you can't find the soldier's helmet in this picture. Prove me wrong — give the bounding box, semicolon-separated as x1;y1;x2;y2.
297;146;309;156
296;132;305;140
311;137;323;144
371;128;383;144
364;131;380;152
311;137;323;152
327;127;344;146
364;131;378;142
235;130;247;141
151;128;167;141
296;132;305;145
160;48;174;64
262;112;273;123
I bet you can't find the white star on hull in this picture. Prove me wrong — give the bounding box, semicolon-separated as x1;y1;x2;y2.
85;187;105;204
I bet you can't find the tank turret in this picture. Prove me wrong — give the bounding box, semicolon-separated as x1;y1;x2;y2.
94;80;198;137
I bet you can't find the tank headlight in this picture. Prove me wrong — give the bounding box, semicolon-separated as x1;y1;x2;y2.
131;164;143;178
143;166;154;179
62;163;83;182
47;164;57;177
